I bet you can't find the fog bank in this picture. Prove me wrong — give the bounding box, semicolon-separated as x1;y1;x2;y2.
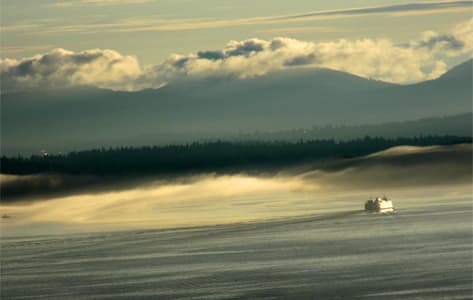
1;144;471;236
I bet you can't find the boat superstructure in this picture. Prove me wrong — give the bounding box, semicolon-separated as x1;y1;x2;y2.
365;196;394;213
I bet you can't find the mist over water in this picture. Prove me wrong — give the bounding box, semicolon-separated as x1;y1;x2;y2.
1;144;471;236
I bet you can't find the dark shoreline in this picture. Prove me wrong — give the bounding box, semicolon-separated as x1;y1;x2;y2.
2;136;470;176
1;141;471;203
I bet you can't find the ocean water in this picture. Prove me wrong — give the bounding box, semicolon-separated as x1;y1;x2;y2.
1;186;471;299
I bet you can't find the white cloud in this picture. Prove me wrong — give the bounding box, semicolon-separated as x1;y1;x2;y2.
1;19;472;93
139;18;473;87
1;48;141;92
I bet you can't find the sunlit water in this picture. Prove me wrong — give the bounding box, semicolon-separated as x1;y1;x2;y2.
1;183;471;299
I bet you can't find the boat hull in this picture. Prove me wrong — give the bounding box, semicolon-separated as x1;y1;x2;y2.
365;199;394;213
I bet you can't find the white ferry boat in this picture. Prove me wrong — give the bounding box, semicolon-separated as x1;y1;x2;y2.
365;196;394;213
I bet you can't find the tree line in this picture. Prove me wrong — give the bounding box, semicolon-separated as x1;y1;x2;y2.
1;135;471;176
234;114;472;142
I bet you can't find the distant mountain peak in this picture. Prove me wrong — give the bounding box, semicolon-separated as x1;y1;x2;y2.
438;59;472;81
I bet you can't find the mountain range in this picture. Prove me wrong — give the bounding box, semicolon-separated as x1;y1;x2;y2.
1;59;471;155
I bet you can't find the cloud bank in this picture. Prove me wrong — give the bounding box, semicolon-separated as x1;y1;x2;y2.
1;48;141;92
1;19;472;92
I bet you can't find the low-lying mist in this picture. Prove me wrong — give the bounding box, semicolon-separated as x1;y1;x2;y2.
300;144;472;189
1;144;471;236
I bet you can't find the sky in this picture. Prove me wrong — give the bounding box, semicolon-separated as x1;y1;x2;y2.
1;0;472;91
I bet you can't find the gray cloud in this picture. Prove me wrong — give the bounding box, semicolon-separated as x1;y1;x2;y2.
225;40;266;57
197;39;273;61
197;51;225;61
279;1;473;21
284;54;317;66
417;34;464;50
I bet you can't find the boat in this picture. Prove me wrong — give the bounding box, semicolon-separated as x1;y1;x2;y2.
365;196;394;213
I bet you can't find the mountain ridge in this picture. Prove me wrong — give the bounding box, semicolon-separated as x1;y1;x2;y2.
2;59;471;155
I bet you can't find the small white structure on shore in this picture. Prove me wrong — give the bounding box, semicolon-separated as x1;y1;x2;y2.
365;196;394;213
